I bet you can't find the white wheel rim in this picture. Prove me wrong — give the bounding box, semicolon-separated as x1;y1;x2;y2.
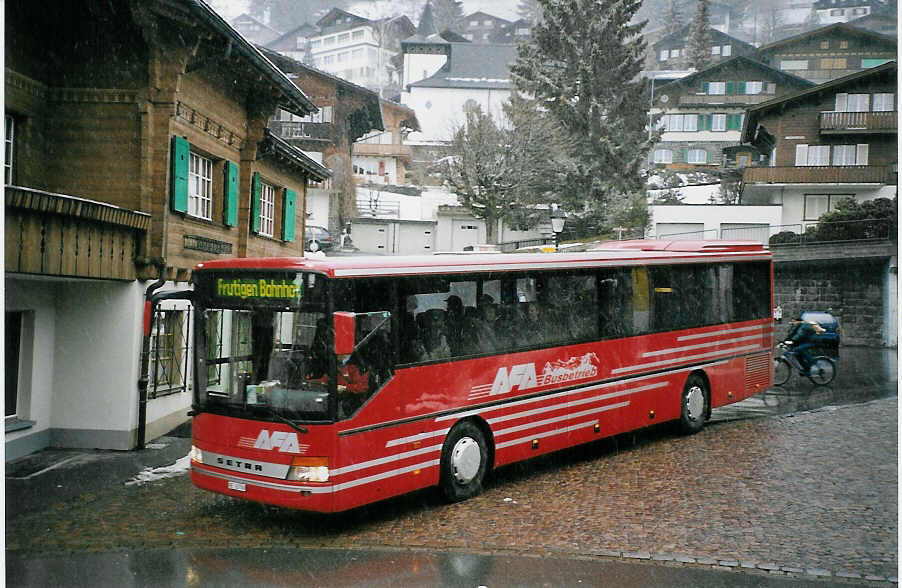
451;437;481;484
685;385;704;422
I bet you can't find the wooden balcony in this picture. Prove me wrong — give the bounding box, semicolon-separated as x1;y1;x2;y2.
6;186;150;280
678;94;773;106
352;143;412;159
819;111;897;134
743;165;894;185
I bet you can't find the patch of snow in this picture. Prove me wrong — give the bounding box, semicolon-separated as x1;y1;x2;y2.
125;453;191;486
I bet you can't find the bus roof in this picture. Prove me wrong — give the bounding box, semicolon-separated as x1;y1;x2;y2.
194;240;770;279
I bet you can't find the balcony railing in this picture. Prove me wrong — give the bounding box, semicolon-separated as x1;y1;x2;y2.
655;218;895;246
356;194;401;217
678;94;773;106
268;120;331;142
820;110;897;133
352;143;412;159
6;185;150;280
743;165;893;184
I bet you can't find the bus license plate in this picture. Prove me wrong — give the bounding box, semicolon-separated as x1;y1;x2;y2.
228;481;246;492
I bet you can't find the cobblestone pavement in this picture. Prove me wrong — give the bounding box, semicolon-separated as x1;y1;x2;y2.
6;393;897;584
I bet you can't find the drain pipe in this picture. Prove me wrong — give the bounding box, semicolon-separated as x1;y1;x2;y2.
137;258;167;450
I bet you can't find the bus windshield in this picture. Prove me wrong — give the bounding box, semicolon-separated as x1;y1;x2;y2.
192;270;394;423
193;271;334;422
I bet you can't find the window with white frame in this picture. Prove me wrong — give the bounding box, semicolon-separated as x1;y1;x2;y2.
148;308;187;396
835;93;869;112
311;39;321;48
687;149;708;164
188;151;213;220
707;82;726;95
337;32;350;43
660;49;669;61
831;144;857;166
352;30;364;40
795;144;831;166
872;93;894;111
324;36;336;45
5;115;14;185
780;59;808;70
803;194;850;220
295;36;306;50
660;114;697;132
653;149;673;163
259;181;275;237
711;113;727;131
712;45;721;55
670;49;680;58
722;45;731;56
745;81;763;94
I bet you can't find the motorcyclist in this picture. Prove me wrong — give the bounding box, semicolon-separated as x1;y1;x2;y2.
784;315;824;375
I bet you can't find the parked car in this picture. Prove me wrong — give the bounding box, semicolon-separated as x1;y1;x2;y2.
305;225;334;252
801;310;840;357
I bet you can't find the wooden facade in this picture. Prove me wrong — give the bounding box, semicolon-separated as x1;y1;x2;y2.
5;0;328;283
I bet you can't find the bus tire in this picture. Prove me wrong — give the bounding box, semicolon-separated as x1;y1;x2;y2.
439;420;489;502
679;374;709;435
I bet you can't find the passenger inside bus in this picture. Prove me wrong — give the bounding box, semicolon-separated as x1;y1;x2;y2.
413;308;451;362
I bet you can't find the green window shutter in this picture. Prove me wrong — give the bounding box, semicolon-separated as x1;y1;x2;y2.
282;188;297;242
738;81;746;94
701;82;709;93
698;114;711;131
727;114;741;130
223;161;239;226
726;81;735;95
170;136;189;213
251;172;261;234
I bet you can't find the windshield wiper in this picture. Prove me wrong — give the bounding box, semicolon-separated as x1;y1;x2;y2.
252;403;309;434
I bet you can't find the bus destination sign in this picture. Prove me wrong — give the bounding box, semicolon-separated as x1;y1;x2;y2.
216;278;301;300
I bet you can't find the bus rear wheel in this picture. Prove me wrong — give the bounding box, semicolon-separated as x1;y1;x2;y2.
439;421;489;502
679;374;709;435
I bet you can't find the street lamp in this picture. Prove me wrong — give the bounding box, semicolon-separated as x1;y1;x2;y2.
550;206;566;251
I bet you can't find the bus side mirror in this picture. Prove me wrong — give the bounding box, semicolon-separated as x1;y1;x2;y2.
334;312;356;355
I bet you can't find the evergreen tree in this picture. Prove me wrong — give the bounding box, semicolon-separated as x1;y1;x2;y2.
510;0;654;234
687;0;712;71
431;0;464;34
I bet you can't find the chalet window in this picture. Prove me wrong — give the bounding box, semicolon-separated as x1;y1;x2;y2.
831;144;868;166
295;37;306;50
780;60;808;70
188;152;213;220
653;149;673;163
873;93;895;111
670;49;680;58
706;82;726;95
687;149;708;164
311;39;321;48
324;36;336;45
804;194;851;220
840;40;849;48
829;8;843;16
660;49;669;61
259;181;275;237
711;46;721;55
821;58;847;69
4;114;14;185
722;45;731;56
711;114;727;131
835;93;869;112
795;144;830;166
744;81;763;94
338;33;350;43
352;30;364;40
820;40;829;49
470;20;479;26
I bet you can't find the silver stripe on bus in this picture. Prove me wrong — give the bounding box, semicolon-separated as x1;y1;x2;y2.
332;254;771;277
330;443;443;476
385;427;451;448
487;382;665;426
611;345;764;375
642;334;769;358
192;464;332;494
677;324;770;341
332;459;441;492
493;401;629;437
496;420;600;450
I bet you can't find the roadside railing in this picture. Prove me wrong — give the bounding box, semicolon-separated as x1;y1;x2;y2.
655;218;896;246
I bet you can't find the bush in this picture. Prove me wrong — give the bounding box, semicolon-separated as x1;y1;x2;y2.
769;231;801;246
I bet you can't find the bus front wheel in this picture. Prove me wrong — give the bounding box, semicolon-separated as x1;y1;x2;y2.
440;420;489;502
679;374;709;435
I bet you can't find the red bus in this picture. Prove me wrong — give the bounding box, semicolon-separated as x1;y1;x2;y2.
169;240;773;512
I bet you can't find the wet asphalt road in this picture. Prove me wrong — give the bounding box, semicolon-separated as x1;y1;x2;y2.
5;347;898;586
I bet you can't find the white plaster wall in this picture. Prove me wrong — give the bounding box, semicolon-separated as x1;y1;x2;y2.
5;278;57;444
404;87;511;143
403;52;448;87
650;205;785;239
305;188;331;228
51;281;145;438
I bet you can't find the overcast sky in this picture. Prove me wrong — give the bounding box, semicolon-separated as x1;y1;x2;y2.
208;0;521;24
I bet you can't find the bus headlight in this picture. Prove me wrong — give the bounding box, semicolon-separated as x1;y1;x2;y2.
190;445;204;464
287;457;329;482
